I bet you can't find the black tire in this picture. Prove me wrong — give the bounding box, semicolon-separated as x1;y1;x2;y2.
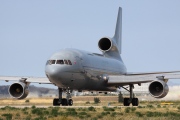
123;98;130;106
68;99;73;106
62;98;68;106
53;98;60;106
132;98;139;106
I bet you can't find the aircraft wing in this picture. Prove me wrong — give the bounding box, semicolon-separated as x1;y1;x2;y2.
0;76;51;84
107;71;180;86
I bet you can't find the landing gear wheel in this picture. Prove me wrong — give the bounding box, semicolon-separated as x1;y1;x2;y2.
68;99;73;106
62;98;68;106
132;98;139;106
53;87;74;106
53;98;60;106
122;84;140;106
123;98;130;106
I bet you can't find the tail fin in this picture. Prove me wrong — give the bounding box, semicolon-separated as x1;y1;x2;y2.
98;7;123;59
113;7;122;54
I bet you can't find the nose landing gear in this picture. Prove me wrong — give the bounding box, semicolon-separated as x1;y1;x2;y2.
53;88;73;106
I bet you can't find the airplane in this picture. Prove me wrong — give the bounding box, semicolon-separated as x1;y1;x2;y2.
1;7;180;106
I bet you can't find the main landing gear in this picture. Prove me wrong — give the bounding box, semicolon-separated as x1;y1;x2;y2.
53;88;73;106
123;84;139;106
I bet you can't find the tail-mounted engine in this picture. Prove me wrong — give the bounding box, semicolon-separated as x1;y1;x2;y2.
98;37;118;52
8;82;29;99
148;80;169;98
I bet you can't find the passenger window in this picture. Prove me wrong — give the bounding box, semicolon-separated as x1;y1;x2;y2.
68;60;72;65
64;60;68;65
56;60;64;64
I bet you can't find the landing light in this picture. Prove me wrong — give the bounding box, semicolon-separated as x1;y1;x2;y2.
102;74;109;81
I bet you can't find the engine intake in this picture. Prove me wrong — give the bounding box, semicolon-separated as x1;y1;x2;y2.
9;82;29;99
98;37;112;52
148;80;169;98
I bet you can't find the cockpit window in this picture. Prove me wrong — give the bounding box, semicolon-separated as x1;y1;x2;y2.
68;60;72;65
48;60;55;65
56;60;64;64
46;60;49;65
46;60;56;65
47;59;72;65
51;60;56;64
64;60;68;65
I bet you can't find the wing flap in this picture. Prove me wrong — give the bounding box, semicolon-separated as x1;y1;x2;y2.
108;72;180;85
126;71;180;75
108;75;154;85
26;77;51;84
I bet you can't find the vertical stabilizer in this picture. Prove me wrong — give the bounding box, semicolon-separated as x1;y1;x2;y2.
113;7;122;54
98;7;123;59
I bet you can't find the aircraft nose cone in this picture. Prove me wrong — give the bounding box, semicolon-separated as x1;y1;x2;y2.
45;66;59;79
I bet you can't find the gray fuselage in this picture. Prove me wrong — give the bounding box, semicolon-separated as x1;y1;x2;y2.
45;48;127;91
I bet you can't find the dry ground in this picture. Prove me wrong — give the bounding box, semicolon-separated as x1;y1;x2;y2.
1;97;180;120
0;102;180;120
0;96;118;106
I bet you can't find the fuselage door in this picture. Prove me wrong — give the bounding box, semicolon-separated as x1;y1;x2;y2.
75;56;85;73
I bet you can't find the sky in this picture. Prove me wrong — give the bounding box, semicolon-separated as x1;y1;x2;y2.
0;0;180;88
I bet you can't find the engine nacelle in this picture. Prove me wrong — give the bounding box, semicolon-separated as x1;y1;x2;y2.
148;80;169;98
8;82;29;99
98;37;118;52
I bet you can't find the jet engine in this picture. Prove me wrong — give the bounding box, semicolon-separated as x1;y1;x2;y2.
98;37;118;52
8;82;29;99
148;80;169;98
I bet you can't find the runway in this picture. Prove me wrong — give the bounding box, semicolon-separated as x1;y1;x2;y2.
0;105;127;108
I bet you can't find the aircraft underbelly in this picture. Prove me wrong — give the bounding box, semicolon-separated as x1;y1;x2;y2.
81;67;117;91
